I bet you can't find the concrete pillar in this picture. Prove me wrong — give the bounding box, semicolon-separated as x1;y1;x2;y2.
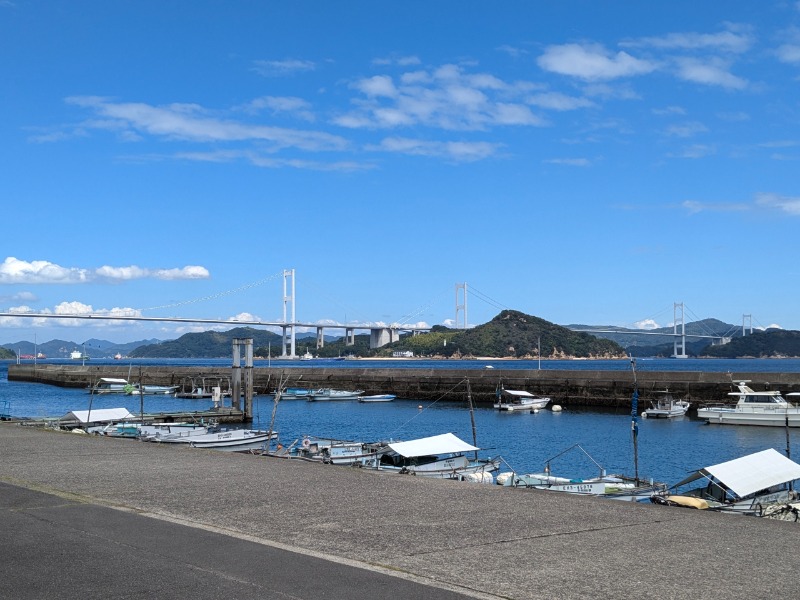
316;327;325;348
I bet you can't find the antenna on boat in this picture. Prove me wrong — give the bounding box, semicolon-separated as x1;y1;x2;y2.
629;355;640;485
465;378;478;461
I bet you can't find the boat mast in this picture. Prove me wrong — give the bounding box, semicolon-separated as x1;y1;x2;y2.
629;357;640;484
465;378;478;461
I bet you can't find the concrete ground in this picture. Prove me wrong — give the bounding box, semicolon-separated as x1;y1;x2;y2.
1;424;795;599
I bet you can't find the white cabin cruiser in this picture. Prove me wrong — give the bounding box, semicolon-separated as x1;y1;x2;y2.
697;381;800;427
494;388;550;411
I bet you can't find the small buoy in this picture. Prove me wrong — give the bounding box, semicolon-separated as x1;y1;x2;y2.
551;405;563;412
641;412;648;418
417;405;423;410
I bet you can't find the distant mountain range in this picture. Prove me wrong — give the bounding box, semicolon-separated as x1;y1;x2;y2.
3;312;798;359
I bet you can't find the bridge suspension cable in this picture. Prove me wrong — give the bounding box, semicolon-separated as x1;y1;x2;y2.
136;271;285;314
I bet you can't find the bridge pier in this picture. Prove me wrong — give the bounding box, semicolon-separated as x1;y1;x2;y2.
369;328;399;349
316;327;325;349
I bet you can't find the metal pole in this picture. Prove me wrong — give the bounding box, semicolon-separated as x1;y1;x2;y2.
629;357;640;484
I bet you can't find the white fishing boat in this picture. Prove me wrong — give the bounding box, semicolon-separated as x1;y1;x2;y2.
493;387;550;411
359;394;396;402
188;429;277;451
88;378;133;394
697;381;800;427
138;423;216;442
87;378;179;396
496;443;666;500
651;448;800;515
307;388;364;401
279;387;313;399
642;389;690;418
375;433;499;481
269;436;389;465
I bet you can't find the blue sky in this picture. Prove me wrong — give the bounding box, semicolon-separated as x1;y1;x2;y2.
2;1;800;345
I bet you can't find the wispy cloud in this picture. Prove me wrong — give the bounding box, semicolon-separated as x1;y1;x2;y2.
0;257;210;284
664;121;709;138
537;43;657;81
681;192;800;215
61;96;349;152
543;157;591;167
237;96;316;121
251;59;316;77
755;192;800;215
372;55;421;67
369;137;502;162
674;57;747;89
335;64;547;132
622;28;754;53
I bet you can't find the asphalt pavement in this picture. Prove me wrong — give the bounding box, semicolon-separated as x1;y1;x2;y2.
1;424;796;599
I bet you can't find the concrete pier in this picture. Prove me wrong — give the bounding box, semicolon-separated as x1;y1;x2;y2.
10;362;800;407
1;423;797;599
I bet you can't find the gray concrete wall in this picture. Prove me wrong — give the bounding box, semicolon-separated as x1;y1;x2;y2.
10;363;800;407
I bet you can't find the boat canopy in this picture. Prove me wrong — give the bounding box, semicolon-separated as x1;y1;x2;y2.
673;448;800;498
501;390;538;398
388;433;479;458
59;408;136;424
98;378;129;384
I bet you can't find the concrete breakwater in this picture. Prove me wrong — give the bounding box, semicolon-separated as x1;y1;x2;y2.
10;363;800;407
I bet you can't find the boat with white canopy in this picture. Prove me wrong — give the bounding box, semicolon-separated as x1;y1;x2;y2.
697;381;800;426
652;448;800;515
376;432;499;481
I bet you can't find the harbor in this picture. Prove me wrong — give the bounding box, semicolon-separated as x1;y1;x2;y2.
2;422;799;599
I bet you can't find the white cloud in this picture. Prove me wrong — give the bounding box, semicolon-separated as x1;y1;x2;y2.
251;59;316;77
634;319;660;330
0;291;37;303
544;158;591;167
238;96;315;122
776;44;800;64
337;64;546;132
63;96;349;153
370;137;502;162
664;121;709;138
755;192;800;215
537;43;657;81
623;29;754;53
674;57;747;89
527;92;595;111
0;257;210;284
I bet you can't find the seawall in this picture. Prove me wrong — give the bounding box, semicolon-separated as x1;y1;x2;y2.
10;363;800;407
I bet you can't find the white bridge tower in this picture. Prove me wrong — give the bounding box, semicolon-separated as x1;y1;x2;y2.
282;269;296;358
455;283;468;329
672;302;688;358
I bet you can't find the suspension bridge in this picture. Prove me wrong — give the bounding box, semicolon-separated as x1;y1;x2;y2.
1;269;757;358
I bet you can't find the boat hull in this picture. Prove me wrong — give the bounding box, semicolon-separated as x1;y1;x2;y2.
697;408;800;427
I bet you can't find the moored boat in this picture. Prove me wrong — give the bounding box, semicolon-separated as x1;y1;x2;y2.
697;381;800;426
188;429;277;451
651;448;800;515
493;387;550;411
642;389;690;418
359;394;396;402
307;388;364;401
375;432;500;481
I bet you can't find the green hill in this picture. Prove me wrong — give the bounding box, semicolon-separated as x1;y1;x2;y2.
382;310;626;358
128;327;284;358
701;329;800;358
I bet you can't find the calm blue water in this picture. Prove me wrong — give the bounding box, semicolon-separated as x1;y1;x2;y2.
3;358;800;486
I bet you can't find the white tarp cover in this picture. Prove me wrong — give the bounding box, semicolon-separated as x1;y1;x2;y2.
502;390;536;398
674;448;800;498
59;408;136;424
388;433;479;458
98;378;129;384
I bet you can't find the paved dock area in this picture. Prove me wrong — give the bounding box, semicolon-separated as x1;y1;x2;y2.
1;424;795;599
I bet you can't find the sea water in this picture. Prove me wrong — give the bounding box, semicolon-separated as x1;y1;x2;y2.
3;358;800;486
